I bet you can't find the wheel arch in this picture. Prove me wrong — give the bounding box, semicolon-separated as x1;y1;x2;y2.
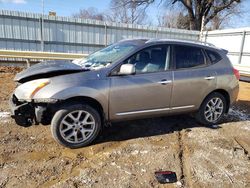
201;89;230;113
62;96;106;120
46;96;107;126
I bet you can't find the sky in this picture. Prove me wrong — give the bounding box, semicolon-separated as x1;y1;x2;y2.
0;0;250;29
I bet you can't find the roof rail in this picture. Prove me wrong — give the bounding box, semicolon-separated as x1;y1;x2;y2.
145;38;216;47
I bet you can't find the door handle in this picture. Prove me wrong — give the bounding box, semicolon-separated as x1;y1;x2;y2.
204;76;215;80
157;79;172;85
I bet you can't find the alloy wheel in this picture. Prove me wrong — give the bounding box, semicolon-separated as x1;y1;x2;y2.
204;97;224;123
59;110;96;144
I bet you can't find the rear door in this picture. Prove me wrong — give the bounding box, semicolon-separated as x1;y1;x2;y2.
109;44;173;120
170;45;216;112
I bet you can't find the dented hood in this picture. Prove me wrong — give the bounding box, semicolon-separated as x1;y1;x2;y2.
14;60;84;83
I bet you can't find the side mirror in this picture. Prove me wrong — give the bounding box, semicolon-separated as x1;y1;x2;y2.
118;64;135;75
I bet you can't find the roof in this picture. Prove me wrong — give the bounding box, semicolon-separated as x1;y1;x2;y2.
146;38;217;48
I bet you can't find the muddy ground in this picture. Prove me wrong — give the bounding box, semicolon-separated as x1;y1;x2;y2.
0;66;249;188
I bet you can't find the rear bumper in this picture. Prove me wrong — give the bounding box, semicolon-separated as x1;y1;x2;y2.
9;94;48;127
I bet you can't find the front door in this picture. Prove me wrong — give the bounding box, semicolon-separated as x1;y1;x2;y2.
109;45;173;120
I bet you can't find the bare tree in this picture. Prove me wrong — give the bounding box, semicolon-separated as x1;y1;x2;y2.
73;7;105;21
157;10;178;27
130;0;242;30
208;3;242;30
157;9;189;29
107;0;150;24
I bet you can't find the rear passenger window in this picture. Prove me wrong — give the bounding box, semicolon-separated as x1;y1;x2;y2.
206;50;222;64
174;45;205;69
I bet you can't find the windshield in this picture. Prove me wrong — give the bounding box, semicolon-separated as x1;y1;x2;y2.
78;42;137;69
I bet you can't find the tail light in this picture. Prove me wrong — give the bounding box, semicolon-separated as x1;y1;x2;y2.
233;68;240;80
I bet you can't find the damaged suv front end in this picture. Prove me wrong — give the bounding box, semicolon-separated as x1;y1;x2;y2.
9;60;85;127
10;78;58;127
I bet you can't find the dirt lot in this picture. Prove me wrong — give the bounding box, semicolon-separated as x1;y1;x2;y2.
0;66;249;188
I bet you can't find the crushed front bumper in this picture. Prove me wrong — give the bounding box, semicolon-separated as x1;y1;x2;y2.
9;94;35;127
9;94;49;127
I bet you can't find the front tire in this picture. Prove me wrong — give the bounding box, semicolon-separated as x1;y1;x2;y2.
196;92;226;126
51;104;101;148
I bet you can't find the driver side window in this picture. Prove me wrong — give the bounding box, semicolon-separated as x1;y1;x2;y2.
123;45;170;74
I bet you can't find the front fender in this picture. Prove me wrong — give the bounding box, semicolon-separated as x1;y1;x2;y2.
34;84;109;118
64;86;107;110
53;86;108;115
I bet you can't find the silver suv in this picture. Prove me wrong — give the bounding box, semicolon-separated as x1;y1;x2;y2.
10;39;239;148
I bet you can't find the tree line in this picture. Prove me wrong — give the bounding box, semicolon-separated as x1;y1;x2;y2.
73;0;244;31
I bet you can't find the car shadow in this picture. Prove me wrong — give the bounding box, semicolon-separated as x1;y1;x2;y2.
95;114;222;144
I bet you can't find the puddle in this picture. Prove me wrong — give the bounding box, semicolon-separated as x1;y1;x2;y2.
227;107;250;121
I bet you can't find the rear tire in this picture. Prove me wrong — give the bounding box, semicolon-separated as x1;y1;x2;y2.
51;104;101;148
196;92;226;126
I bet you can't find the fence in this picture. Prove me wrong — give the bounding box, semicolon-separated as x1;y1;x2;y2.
0;10;249;76
201;28;250;75
0;10;199;54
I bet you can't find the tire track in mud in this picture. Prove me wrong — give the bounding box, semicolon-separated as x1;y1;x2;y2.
177;130;185;187
177;129;192;188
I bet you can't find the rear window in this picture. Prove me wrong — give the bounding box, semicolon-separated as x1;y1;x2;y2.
206;50;222;64
174;45;205;69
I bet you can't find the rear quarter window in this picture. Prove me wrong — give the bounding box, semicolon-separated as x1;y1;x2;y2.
206;50;222;64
